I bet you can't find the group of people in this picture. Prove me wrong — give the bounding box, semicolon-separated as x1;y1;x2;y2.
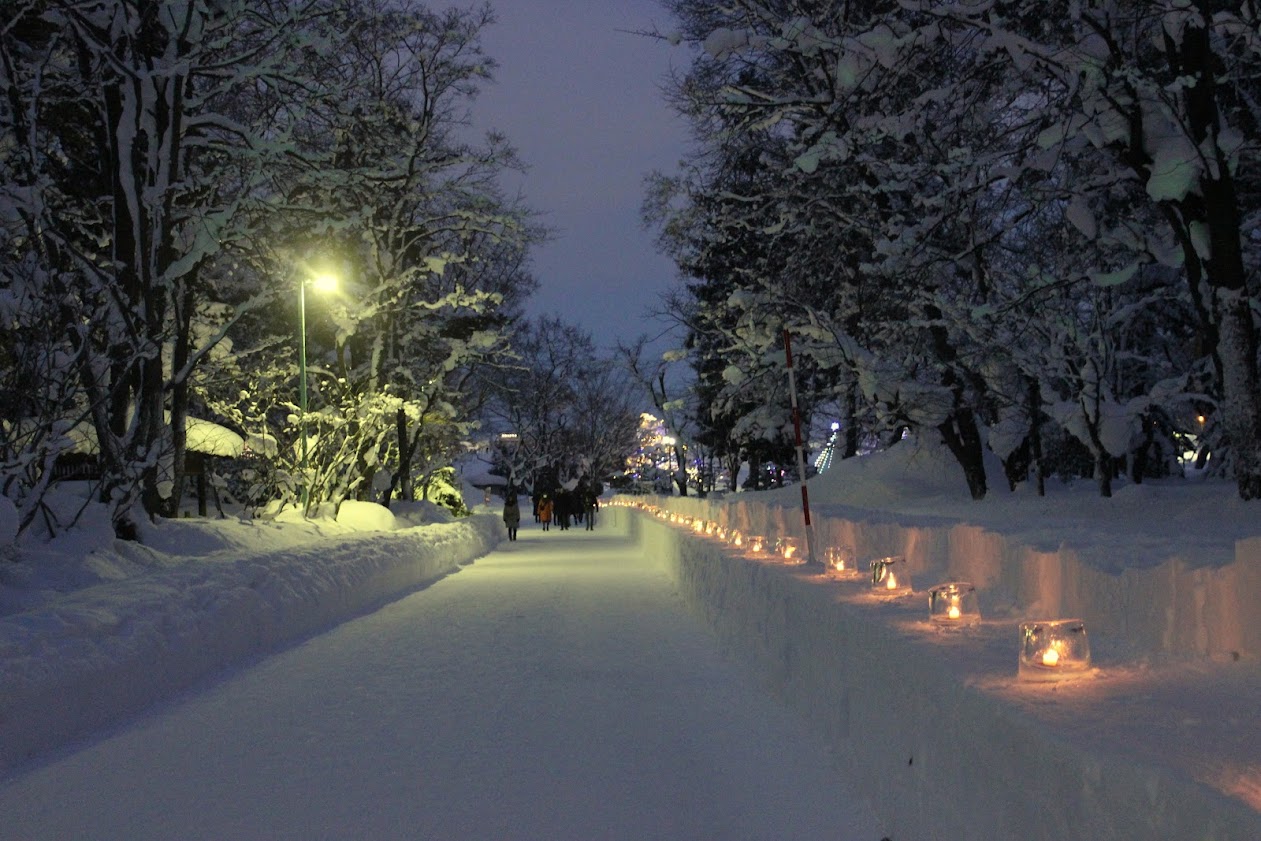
500;485;600;539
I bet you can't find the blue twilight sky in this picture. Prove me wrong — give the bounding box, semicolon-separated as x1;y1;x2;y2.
472;0;692;353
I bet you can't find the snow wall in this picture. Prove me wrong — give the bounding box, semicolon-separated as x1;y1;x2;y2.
0;513;501;775
611;502;1261;841
648;494;1261;663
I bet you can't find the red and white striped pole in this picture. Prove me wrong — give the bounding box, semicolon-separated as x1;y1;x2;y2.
783;329;819;567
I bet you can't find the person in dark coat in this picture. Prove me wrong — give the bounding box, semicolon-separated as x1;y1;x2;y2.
556;488;572;530
573;482;587;527
502;495;520;541
584;488;598;530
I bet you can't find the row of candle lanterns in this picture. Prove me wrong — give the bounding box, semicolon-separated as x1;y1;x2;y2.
819;546;1092;679
618;500;1092;681
638;504;808;564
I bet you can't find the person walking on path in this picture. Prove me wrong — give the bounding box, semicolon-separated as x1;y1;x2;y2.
584;489;598;531
502;495;521;541
556;489;572;531
538;494;553;532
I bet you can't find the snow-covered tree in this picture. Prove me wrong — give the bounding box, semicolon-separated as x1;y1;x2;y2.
650;0;1258;499
0;0;344;535
651;0;1002;497
198;0;537;516
619;337;700;496
482;317;640;496
913;0;1261;498
2;0;539;533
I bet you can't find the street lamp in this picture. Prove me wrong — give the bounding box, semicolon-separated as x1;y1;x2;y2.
299;272;338;512
499;432;520;491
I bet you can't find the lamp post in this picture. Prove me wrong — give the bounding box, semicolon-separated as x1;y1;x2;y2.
499;432;520;491
298;272;338;513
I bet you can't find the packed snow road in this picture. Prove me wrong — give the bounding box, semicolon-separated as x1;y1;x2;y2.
0;523;880;840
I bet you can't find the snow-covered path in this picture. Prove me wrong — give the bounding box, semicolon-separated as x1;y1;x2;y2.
0;525;880;840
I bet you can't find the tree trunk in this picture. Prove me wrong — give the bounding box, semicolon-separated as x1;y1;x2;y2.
927;313;986;500
1081;397;1113;498
1217;295;1261;499
1027;377;1046;497
1095;452;1113;498
937;409;987;501
843;380;859;459
165;380;189;519
1168;11;1261;499
1130;414;1154;485
725;452;741;492
164;269;198;520
673;444;688;496
386;407;417;504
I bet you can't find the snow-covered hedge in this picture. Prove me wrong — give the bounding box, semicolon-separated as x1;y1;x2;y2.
0;514;501;773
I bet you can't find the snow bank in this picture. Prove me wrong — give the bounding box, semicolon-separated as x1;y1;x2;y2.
336;499;398;531
660;439;1261;663
0;514;502;774
613;502;1261;840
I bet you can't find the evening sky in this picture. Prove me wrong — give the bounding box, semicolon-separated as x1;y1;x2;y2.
473;1;691;353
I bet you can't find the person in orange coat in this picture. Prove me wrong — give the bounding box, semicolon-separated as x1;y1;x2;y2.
538;493;554;532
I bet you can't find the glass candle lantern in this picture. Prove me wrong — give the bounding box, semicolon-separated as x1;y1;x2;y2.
693;518;706;534
777;537;801;562
870;555;911;595
825;547;859;577
730;530;744;548
1018;619;1091;681
928;582;981;625
747;534;767;554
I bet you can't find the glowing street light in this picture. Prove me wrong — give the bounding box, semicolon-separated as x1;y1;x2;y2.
299;271;338;512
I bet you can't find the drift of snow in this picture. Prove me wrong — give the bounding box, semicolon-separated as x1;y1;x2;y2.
0;498;498;771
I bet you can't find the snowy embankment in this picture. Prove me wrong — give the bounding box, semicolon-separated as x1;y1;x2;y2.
614;468;1261;841
0;509;501;774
